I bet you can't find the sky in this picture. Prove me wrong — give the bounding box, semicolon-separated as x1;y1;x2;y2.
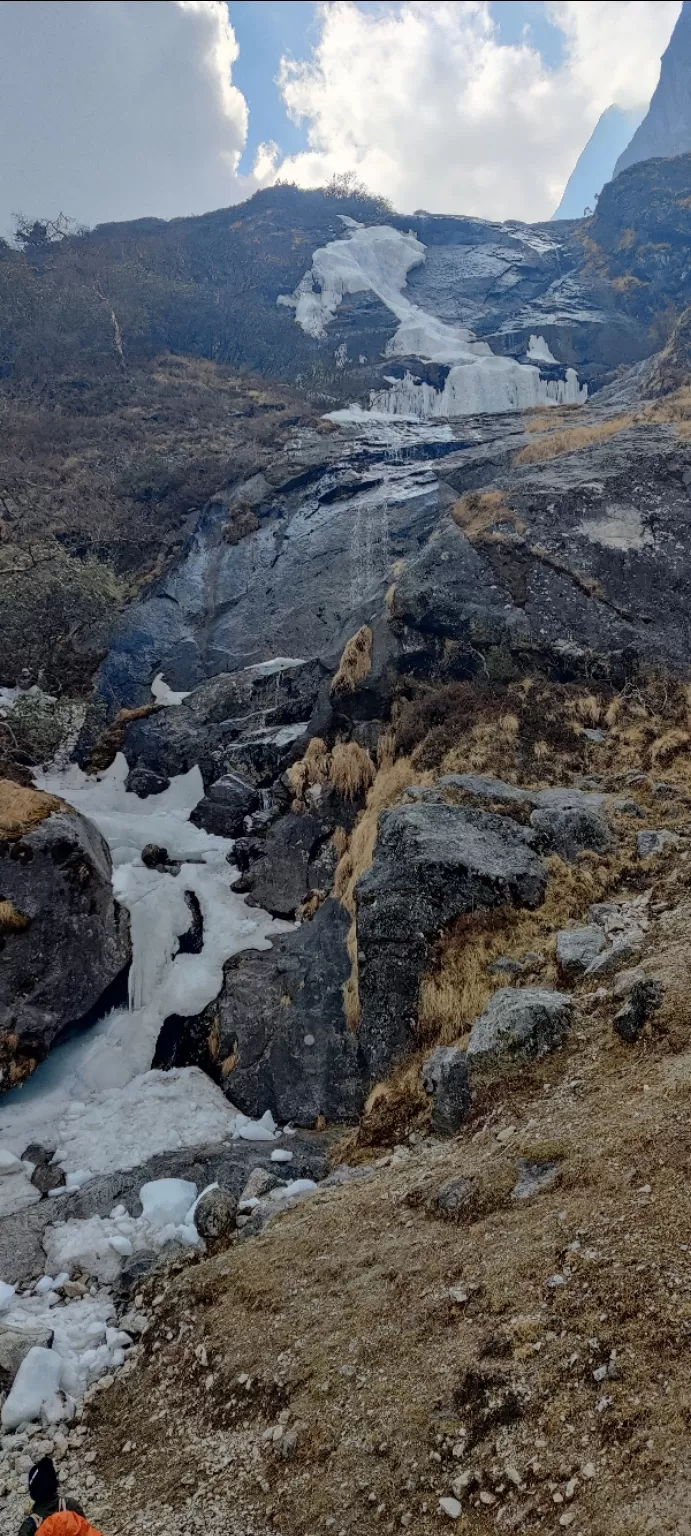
0;1;682;235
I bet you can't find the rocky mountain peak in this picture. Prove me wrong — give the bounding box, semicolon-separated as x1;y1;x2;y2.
614;0;691;176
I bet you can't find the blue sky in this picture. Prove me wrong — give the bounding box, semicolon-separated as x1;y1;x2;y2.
230;1;568;170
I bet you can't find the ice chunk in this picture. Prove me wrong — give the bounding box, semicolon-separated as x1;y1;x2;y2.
139;1178;197;1231
1;1346;63;1429
527;333;558;363
108;1236;133;1257
0;1280;16;1311
270;1149;293;1164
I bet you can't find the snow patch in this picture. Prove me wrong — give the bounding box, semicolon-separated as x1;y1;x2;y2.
527;334;558;364
151;671;190;706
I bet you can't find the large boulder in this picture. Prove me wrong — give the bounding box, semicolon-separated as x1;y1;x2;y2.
237;810;337;918
202;897;368;1125
0;782;130;1089
356;803;547;1079
422;1046;471;1136
190;772;259;838
529;789;612;863
467;987;574;1077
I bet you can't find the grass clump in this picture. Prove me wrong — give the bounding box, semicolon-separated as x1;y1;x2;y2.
516;414;636;466
0;898;30;931
0;779;64;840
330;625;373;696
329;741;375;800
452;490;525;542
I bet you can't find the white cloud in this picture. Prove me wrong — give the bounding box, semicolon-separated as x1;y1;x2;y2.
275;0;681;221
0;1;269;234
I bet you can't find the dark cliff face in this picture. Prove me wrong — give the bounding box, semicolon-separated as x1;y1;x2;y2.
614;1;691;177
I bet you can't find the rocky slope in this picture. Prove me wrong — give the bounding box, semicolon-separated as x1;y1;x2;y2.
5;152;691;1527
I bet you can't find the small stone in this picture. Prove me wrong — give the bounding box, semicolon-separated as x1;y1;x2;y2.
637;829;680;859
559;1514;576;1528
240;1166;280;1203
479;1490;496;1505
556;925;605;978
141;843;170;868
488;956;524;977
496;1126;515;1145
581;1462;596;1480
439;1496;462;1520
194;1187;238;1242
613;979;664;1044
612;965;646;998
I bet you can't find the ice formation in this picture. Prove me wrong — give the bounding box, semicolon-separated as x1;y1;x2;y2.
0;754;288;1166
279;222;587;418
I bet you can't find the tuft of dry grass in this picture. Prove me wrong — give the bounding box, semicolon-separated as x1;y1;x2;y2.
287;736;331;800
329;741;375;801
0;898;30;930
0;779;65;840
330;625;373;696
452;490;525;542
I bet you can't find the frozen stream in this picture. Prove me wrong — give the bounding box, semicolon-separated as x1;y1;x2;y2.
0;752;290;1170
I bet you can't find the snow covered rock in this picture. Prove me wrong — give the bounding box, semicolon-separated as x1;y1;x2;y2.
1;1345;63;1429
0;786;130;1090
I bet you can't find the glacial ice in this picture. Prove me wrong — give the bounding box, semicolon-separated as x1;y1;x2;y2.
0;754;289;1166
280;221;587;418
150;671;190;706
1;1346;63;1430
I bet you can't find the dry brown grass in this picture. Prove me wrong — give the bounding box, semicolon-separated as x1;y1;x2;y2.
330;624;373;696
0;897;30;930
0;778;64;840
328;741;375;800
516;414;636;465
517;384;691;468
452;489;525;542
286;736;331;800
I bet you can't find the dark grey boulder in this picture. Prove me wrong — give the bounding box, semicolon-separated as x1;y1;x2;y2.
467;987;574;1076
0;806;130;1087
530;799;612;862
201;897;367;1125
439;774;537;808
355;802;547;1080
190;772;259;839
435;1176;475;1219
556;925;606;977
239;811;330;918
613;978;663;1043
124;764;170;799
421;1046;471;1136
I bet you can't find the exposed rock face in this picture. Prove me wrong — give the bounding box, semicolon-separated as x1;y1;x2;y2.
202;898;367;1126
0;790;130;1088
422;1046;471;1136
356;803;547;1079
190;772;259;838
614;4;691;177
467;988;574;1076
236;811;337;919
556;926;606;978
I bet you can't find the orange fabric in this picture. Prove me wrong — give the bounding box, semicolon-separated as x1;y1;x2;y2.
37;1513;104;1536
